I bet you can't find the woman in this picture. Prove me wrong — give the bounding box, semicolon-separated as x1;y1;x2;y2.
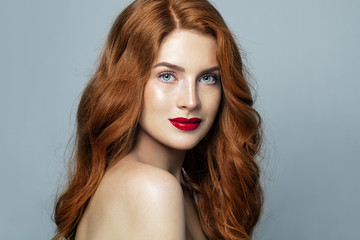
53;0;263;239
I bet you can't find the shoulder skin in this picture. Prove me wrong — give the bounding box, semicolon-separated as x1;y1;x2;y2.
76;160;186;240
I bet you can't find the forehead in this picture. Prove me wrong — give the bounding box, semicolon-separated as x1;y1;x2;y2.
154;29;218;68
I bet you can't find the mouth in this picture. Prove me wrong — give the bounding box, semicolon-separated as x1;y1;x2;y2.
168;117;202;131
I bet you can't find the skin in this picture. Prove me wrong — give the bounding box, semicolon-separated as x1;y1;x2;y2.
75;29;221;240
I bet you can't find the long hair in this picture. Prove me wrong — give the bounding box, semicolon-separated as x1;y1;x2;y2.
53;0;263;239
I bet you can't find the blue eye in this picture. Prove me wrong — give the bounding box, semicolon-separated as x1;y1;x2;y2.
200;74;218;84
158;72;175;82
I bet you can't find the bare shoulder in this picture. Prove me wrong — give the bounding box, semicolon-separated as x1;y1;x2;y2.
103;157;184;210
76;156;185;240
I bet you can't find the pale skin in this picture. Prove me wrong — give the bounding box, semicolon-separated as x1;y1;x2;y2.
75;29;222;240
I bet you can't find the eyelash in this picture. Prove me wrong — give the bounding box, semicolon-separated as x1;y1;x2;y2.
157;72;220;85
200;74;219;84
157;71;176;83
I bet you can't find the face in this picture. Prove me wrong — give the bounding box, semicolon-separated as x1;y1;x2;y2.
140;29;222;150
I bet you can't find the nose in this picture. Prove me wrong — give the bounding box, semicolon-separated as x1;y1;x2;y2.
176;80;200;111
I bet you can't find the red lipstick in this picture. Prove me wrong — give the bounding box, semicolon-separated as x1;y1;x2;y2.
169;117;202;131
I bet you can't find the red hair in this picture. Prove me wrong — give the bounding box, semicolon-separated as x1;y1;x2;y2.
53;0;263;239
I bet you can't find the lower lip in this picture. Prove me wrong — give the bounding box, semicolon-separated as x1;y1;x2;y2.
169;120;201;131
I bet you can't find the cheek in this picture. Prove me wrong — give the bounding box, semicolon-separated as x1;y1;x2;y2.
201;87;222;116
143;82;170;115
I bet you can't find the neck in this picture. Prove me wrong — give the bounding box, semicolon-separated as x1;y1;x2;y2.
130;129;186;182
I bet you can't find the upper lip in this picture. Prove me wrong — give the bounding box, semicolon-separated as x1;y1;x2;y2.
169;117;202;123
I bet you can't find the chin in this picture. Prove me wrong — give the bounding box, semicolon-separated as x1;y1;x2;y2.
165;136;203;151
171;143;198;151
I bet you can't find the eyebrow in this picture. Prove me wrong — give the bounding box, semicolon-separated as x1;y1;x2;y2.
154;62;185;72
153;62;220;76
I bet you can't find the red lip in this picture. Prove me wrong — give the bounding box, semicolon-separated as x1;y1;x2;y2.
169;117;202;131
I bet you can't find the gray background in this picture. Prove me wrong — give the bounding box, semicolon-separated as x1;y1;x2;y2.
0;0;359;239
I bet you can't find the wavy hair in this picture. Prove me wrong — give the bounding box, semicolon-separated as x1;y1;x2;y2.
53;0;263;239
